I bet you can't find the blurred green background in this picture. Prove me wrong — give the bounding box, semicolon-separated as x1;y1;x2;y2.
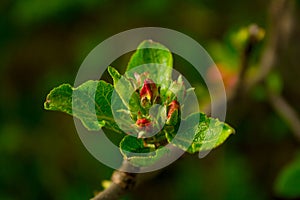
1;0;300;199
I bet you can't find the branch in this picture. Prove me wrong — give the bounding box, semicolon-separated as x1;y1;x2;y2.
246;0;295;90
229;24;263;103
268;93;300;142
258;0;300;142
226;0;295;106
232;0;295;96
91;161;139;200
204;24;263;115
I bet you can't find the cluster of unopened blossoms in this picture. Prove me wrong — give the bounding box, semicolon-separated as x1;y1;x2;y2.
132;77;180;140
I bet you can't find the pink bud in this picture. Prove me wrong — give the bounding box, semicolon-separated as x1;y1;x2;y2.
136;118;151;127
136;118;153;137
166;100;180;125
140;78;159;107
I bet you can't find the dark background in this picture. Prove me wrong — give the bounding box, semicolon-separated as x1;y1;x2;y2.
1;0;300;199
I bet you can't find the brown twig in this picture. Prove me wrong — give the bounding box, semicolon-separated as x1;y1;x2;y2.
204;24;263;115
239;0;300;143
229;24;263;103
233;0;295;99
246;0;295;90
268;92;300;142
91;161;139;200
259;0;300;142
242;0;300;144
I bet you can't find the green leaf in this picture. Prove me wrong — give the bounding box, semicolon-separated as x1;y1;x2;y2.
108;66;138;114
128;147;169;167
126;40;173;88
108;66;121;85
44;80;122;133
108;66;136;109
120;135;155;157
120;135;169;167
108;67;143;128
44;84;73;115
166;113;234;153
274;152;300;198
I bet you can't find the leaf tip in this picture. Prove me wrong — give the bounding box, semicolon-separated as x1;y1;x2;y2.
138;39;169;52
43;98;51;110
107;66;121;85
225;123;236;135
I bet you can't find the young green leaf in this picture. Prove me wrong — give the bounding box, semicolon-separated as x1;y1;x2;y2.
44;80;122;133
108;66;137;109
127;147;169;167
126;40;173;88
120;135;169;167
165;112;234;153
120;135;155;157
108;66;121;85
108;66;143;123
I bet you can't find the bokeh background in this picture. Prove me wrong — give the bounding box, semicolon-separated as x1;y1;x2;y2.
1;0;300;199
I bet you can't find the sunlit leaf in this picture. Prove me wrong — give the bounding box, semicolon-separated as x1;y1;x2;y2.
166;113;234;153
44;80;122;133
126;40;173;88
120;135;169;167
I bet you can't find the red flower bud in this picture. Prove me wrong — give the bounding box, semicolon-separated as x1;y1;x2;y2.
140;78;159;107
166;100;180;125
136;118;153;138
136;118;151;127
